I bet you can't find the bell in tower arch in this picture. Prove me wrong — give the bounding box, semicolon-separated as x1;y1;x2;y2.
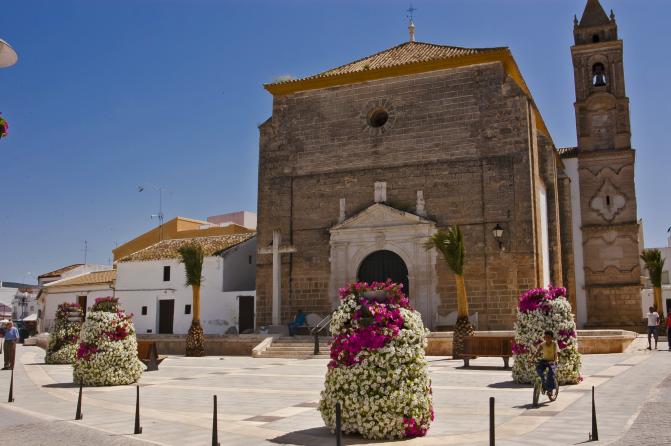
592;63;607;87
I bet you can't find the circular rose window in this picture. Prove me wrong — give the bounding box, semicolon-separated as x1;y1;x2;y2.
368;108;389;128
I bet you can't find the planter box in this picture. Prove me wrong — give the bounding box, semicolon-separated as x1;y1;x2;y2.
424;329;637;357
136;334;269;356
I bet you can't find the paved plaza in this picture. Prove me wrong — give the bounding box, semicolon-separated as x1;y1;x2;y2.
0;338;669;445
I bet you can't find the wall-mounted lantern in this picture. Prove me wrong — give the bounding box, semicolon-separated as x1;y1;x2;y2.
492;224;504;250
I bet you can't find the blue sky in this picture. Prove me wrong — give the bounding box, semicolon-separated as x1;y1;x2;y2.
1;0;669;283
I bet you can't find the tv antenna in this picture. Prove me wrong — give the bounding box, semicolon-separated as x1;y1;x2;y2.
139;184;168;241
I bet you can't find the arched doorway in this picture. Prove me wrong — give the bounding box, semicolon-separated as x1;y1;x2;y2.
357;250;409;296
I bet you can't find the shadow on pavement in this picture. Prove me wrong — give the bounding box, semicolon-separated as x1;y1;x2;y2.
488;380;527;389
270;427;401;445
42;382;79;389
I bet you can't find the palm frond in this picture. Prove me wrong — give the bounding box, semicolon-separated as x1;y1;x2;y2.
640;248;665;288
424;226;465;275
178;244;204;287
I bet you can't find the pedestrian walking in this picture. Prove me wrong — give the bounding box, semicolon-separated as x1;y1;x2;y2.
667;313;671;352
1;321;19;369
646;306;660;350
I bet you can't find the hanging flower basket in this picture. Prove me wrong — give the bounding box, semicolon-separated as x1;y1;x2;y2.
0;113;8;139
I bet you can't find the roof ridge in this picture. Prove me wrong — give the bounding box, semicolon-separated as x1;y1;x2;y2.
117;232;256;262
268;41;507;87
44;269;115;287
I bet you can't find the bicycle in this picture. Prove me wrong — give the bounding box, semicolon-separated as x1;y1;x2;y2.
532;361;559;407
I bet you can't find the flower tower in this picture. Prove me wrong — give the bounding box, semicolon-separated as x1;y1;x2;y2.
45;303;83;364
512;286;582;385
73;297;143;386
319;281;433;440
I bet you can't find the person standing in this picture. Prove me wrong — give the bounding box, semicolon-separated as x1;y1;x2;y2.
667;313;671;352
2;321;19;369
646;306;660;350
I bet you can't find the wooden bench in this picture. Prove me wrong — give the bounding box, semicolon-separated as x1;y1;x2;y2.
137;341;166;371
462;336;513;369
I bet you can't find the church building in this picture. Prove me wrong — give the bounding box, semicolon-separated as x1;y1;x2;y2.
255;0;641;330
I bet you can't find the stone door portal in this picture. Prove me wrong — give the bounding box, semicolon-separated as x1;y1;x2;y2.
357;250;409;296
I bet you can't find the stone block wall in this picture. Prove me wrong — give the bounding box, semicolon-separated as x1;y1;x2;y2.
257;61;563;329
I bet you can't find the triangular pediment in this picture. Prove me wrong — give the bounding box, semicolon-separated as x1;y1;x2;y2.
331;203;433;231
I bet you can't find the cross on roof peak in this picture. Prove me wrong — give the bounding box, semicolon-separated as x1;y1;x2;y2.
406;5;417;42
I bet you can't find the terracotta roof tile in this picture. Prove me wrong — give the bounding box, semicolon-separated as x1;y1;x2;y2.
45;270;116;288
38;264;84;279
118;233;256;262
268;41;503;87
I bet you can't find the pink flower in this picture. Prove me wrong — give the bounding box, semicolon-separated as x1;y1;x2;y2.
403;417;429;437
76;343;99;361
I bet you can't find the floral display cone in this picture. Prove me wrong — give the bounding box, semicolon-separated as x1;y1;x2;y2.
45;303;83;364
512;286;582;385
319;281;433;440
73;297;143;386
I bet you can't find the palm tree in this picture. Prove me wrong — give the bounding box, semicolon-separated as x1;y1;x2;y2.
641;249;666;325
425;226;474;359
178;244;205;357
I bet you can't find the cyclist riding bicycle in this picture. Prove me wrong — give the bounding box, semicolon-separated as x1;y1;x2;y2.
535;330;559;396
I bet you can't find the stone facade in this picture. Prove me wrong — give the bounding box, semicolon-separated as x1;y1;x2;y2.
255;0;642;331
257;57;563;330
570;3;642;327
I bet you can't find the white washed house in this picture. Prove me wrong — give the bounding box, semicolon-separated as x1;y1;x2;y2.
640;232;671;318
114;233;256;335
39;270;116;331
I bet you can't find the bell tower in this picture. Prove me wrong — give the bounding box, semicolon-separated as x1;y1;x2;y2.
571;0;641;327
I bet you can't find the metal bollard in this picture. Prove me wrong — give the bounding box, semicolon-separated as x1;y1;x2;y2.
314;333;320;355
212;395;220;446
589;386;598;441
75;382;83;420
146;343;159;372
8;367;14;403
489;396;495;446
335;401;342;446
134;385;143;434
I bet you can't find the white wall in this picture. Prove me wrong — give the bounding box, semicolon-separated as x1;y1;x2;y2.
641;287;671;318
115;257;255;335
0;287;16;307
538;183;551;288
640;237;671;318
12;290;39;319
42;287;112;331
563;158;588;328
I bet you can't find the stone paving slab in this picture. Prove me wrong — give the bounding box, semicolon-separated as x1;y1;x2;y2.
0;337;668;445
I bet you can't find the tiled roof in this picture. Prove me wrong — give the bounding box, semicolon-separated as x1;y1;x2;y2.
38;264;83;279
45;270;116;288
557;147;579;158
118;233;256;262
268;41;503;86
578;0;611;28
